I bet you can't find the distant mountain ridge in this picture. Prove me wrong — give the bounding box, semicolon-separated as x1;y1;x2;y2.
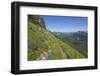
53;31;87;36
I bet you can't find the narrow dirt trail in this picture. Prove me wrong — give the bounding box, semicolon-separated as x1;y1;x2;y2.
36;50;52;60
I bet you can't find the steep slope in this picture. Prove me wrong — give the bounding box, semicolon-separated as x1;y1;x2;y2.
28;16;86;61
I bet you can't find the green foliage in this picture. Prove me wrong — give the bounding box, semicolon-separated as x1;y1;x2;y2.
28;15;39;23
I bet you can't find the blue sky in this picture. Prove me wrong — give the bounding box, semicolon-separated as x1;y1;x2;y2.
42;15;88;32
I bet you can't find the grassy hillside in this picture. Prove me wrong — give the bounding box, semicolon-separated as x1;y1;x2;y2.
28;16;86;61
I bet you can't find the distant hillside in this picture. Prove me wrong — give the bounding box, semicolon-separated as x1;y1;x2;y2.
53;31;88;57
28;15;86;61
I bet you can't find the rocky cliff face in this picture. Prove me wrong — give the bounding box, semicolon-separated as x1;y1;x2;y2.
28;15;46;29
